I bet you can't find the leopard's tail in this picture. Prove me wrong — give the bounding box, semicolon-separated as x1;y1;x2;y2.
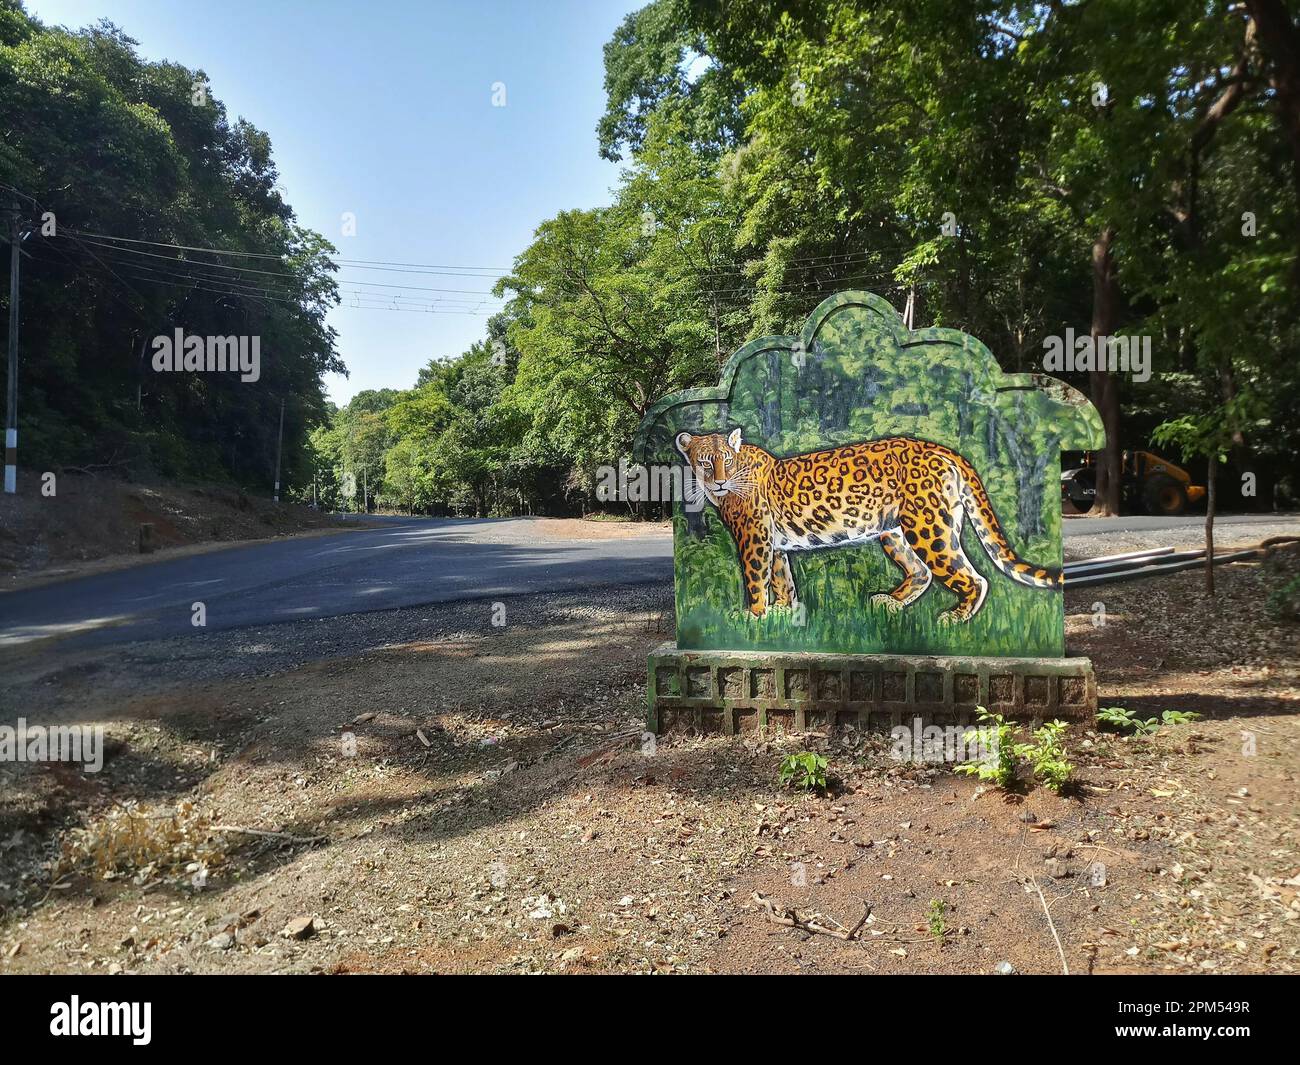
950;453;1062;589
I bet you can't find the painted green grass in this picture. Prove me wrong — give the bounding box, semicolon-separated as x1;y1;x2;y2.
673;508;1063;658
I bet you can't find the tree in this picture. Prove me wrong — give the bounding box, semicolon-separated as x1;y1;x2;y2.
0;6;341;491
310;0;1300;527
599;0;1300;513
1154;391;1265;595
597;0;743;161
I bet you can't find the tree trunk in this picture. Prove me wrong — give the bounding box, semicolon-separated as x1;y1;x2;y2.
1184;40;1254;498
1215;359;1256;507
1089;226;1123;516
1246;0;1300;208
135;333;147;412
1205;452;1217;597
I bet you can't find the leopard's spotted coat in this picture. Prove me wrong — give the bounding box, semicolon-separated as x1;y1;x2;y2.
676;428;1059;622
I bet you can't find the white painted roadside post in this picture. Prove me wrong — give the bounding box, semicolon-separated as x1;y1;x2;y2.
273;394;285;502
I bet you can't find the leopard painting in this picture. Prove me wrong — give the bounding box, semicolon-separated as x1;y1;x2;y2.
675;428;1060;622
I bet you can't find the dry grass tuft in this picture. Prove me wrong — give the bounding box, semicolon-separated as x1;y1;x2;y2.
56;800;230;886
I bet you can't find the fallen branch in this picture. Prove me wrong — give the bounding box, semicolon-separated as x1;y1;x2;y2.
212;825;328;844
751;891;870;942
58;451;127;476
32;876;71;908
844;899;872;940
1045;887;1087;913
1025;876;1070;975
574;728;643;767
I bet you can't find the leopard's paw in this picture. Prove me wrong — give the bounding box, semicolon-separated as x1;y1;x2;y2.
937;608;974;626
871;593;904;613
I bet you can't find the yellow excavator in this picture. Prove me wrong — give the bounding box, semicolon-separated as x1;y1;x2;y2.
1061;450;1207;516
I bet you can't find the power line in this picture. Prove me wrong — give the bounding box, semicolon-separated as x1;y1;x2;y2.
40;241;911;314
338;302;494;316
1;187;163;324
111;261;891;316
34;247;508;312
57;234;157;325
59;237;515;288
70;236;318;280
62;228;509;273
19;191;999;318
81;245;508;298
54;235;896;303
110;270;494;314
61;224;927;277
31;249;301;306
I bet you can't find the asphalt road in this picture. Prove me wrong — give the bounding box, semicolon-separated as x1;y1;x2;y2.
0;512;1292;651
1060;513;1288;536
0;517;672;650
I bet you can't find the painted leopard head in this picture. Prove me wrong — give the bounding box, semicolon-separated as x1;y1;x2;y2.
675;428;745;505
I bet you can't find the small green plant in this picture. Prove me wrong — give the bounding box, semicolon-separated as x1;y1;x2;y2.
779;752;828;791
1099;706;1200;736
955;707;1020;788
957;709;1075;793
927;898;948;942
1098;706;1158;735
1265;572;1300;622
1023;719;1073;793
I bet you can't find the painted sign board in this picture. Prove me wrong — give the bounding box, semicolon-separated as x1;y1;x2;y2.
632;291;1104;658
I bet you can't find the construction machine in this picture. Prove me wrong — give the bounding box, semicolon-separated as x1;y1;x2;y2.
1060;450;1207;516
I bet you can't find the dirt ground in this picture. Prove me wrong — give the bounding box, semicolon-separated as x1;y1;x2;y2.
0;537;1296;975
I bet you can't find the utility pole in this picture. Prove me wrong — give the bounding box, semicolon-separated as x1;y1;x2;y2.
362;465;369;513
272;394;285;502
136;333;149;412
5;199;21;495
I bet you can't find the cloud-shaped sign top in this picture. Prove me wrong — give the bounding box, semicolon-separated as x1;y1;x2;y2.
634;290;1104;473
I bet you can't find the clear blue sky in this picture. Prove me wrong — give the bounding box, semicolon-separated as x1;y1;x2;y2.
25;0;640;404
